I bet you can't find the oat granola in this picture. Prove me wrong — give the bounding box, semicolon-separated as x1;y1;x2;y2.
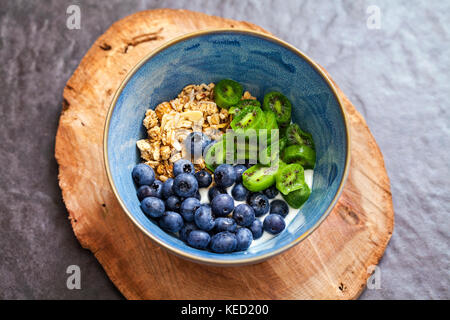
136;83;232;180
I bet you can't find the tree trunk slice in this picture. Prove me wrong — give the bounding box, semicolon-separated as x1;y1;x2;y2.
55;9;394;300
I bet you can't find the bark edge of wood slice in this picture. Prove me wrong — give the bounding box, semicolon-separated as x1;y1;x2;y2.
55;8;394;300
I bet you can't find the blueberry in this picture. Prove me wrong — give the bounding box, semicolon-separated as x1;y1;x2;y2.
263;185;279;199
208;186;227;202
187;230;211;249
161;178;174;199
263;214;286;235
249;219;263;239
194;190;201;201
185;132;211;159
137;180;163;199
159;211;184;233
210;231;237;253
214;164;237;188
180;222;198;242
233;164;247;183
270;199;289;217
137;185;152;201
165;195;181;212
194;170;212;188
211;193;234;217
247;192;270;217
231;183;249;201
214;217;237;233
232;204;255;227
180;197;201;222
173;173;198;198
194;205;215;231
235;228;253;251
132;163;155;186
173;159;195;176
140;197;165;218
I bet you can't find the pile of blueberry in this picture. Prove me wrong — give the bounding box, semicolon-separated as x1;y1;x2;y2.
132;159;290;253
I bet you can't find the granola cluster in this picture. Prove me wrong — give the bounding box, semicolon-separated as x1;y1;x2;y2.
136;83;235;181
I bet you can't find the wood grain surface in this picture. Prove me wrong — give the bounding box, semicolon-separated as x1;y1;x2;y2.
55;8;394;299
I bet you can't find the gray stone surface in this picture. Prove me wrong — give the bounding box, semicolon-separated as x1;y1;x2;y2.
0;0;448;299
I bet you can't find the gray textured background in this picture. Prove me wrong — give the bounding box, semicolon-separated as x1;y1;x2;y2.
0;0;448;299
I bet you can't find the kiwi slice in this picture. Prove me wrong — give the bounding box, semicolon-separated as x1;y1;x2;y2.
204;134;235;171
229;106;240;115
278;136;288;151
263;92;292;126
235;141;259;163
214;79;243;109
230;105;265;133
282;144;316;169
275;163;306;195
258;110;279;145
263;110;278;131
242;164;278;192
279;124;289;138
229;100;261;117
282;182;311;208
204;140;225;171
259;137;287;166
238;99;261;109
286;123;314;148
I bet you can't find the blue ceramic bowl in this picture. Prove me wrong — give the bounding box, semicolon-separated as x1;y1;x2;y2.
104;30;350;266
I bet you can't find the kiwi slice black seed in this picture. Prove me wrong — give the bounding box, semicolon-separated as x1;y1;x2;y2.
286;123;315;148
214;79;243;109
263;92;292;126
282;144;316;169
275;163;305;195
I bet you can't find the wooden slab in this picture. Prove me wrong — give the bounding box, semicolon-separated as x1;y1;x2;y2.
55;9;394;299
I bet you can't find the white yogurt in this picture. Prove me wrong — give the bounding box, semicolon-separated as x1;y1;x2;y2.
198;169;314;248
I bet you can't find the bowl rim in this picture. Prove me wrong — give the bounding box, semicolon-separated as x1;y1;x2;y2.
103;28;351;266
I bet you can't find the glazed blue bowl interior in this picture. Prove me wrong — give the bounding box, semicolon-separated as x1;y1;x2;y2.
106;31;348;265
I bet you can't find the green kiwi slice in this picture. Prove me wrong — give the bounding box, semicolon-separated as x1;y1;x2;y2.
214;79;243;109
237;99;261;109
242;164;279;192
263;92;292;126
263;110;278;131
204;134;235;171
258;110;279;145
259;136;287;166
230;105;265;133
279;124;289;138
235;141;259;163
229;106;241;115
286;123;315;148
229;100;261;117
275;163;305;195
282;182;311;208
204;140;225;171
281;144;316;169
